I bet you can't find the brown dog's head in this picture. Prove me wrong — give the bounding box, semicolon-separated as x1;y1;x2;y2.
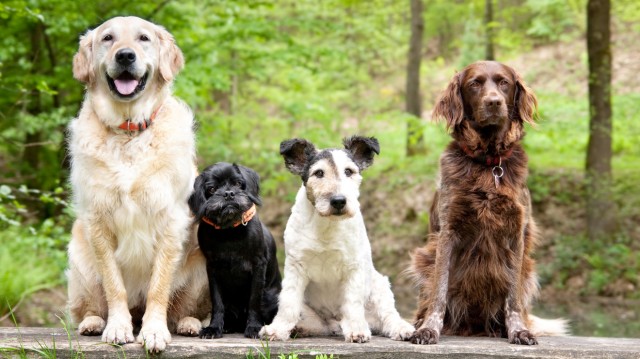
432;61;537;133
73;16;184;101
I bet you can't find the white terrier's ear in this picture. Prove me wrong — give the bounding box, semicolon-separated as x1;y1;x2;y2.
280;138;316;176
73;29;95;84
343;135;380;171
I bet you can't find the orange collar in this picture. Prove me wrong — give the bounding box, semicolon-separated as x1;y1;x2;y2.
118;105;163;132
201;204;257;230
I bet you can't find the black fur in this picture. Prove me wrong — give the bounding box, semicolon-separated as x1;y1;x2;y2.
188;162;281;339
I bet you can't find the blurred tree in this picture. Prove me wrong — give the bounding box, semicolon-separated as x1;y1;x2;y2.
586;0;615;240
406;0;425;156
484;0;495;60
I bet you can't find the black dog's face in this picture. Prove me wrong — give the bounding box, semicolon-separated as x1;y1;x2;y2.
188;162;261;229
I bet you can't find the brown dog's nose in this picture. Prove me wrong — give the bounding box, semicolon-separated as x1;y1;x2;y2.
484;95;503;108
116;48;136;66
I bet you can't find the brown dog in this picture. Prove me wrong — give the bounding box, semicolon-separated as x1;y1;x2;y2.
410;61;567;345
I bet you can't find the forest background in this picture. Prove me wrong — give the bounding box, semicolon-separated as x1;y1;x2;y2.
0;0;639;337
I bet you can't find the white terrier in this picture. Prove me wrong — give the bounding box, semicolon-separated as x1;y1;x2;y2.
260;136;415;343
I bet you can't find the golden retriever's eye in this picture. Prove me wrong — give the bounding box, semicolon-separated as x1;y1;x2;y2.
139;34;150;42
102;34;113;42
345;168;354;177
313;169;324;178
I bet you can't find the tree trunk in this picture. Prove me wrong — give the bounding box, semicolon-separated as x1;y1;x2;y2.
22;21;44;188
484;0;495;60
586;0;615;240
406;0;425;156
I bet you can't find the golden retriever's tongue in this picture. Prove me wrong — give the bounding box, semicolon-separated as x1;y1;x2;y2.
114;78;139;95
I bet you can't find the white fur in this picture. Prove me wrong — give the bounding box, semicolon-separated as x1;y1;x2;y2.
260;150;414;343
530;315;570;337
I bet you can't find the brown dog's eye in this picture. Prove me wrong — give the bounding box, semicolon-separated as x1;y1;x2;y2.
139;34;150;42
313;170;324;178
469;81;480;89
499;79;510;87
345;168;354;177
102;34;113;41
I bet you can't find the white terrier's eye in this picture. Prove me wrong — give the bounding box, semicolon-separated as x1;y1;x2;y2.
139;34;150;42
344;168;354;177
102;34;113;41
313;169;324;178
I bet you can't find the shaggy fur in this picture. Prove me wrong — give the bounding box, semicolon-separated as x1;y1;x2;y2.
188;163;281;339
66;16;208;353
410;61;568;345
259;136;415;343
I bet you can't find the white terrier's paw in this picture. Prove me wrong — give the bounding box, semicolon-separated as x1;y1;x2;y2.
344;329;371;343
137;323;172;353
259;323;292;341
78;315;105;336
176;316;202;337
101;319;134;345
387;320;416;341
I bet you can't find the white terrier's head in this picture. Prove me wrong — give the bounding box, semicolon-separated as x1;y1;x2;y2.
280;136;380;218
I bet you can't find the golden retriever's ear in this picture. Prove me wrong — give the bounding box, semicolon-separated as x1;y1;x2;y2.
432;71;464;131
73;30;95;84
514;71;539;125
156;25;184;83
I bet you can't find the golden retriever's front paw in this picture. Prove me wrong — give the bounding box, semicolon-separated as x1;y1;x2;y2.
137;324;172;353
176;316;202;337
102;320;134;345
78;315;106;336
259;324;291;341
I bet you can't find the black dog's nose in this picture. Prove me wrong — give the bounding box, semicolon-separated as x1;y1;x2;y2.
115;48;136;66
330;195;347;210
485;95;503;108
224;191;235;199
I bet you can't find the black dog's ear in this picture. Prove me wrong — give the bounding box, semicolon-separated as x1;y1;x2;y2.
343;135;380;171
235;163;262;206
188;174;206;216
280;138;316;176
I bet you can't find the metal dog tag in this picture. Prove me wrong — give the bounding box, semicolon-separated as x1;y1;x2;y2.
492;158;504;188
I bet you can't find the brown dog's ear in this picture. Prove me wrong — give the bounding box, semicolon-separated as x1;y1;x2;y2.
432;71;464;130
343;135;380;171
156;25;184;83
73;30;95;84
514;72;538;125
280;138;316;176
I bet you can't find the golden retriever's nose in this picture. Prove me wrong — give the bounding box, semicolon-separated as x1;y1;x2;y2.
116;48;136;66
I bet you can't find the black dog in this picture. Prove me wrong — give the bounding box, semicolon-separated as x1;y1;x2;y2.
188;162;281;339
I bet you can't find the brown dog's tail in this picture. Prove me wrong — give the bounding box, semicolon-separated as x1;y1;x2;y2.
530;315;570;336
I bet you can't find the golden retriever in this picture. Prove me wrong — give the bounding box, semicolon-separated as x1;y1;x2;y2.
66;16;208;353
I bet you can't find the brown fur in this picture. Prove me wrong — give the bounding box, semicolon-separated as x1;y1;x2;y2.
410;61;541;345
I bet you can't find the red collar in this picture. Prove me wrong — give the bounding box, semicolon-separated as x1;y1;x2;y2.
201;204;257;230
117;105;162;132
459;143;514;166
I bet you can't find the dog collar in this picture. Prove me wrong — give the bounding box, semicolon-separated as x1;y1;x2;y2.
201;203;257;230
458;143;514;167
117;105;163;132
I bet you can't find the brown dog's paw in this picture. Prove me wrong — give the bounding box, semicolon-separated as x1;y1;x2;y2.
410;327;439;345
509;330;538;345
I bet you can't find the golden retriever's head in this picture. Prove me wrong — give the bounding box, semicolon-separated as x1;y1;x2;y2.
73;16;183;102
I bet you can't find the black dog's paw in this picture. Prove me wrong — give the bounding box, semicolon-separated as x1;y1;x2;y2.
509;330;538;345
410;327;439;345
199;326;223;339
244;323;262;339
